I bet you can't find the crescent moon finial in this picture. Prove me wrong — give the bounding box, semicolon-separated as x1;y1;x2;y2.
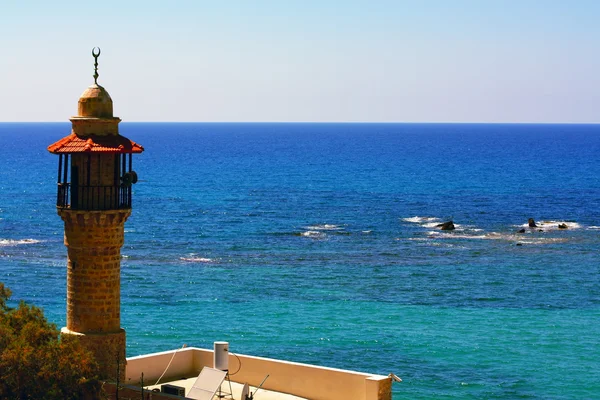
92;47;101;84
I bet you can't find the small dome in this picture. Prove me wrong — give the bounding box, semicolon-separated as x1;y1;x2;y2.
78;84;113;118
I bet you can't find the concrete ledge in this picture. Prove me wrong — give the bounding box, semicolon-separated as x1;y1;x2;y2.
127;347;392;400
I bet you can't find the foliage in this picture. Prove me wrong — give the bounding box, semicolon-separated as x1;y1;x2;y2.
0;282;101;400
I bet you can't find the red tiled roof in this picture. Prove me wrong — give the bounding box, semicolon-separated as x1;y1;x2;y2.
48;133;144;154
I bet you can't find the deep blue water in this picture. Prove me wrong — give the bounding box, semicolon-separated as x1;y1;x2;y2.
1;122;599;399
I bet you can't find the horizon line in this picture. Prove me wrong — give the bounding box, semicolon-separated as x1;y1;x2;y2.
1;121;599;125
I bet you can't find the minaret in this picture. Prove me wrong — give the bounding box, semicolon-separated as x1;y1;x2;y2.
48;48;143;381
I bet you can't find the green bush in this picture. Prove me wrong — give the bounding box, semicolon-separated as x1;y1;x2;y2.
0;282;101;400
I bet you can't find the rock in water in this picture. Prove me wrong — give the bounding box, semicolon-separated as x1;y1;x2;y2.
437;221;455;231
517;228;526;233
528;218;538;228
558;223;568;229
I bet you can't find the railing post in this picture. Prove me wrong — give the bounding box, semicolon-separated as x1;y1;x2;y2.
57;183;62;207
57;183;71;209
57;184;133;210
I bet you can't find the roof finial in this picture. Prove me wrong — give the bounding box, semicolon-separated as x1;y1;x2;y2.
92;47;101;85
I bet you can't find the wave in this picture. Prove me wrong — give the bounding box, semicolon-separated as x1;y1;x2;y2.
271;228;351;238
0;238;42;247
516;237;569;245
405;215;587;242
304;224;344;231
516;220;582;231
179;256;216;263
426;231;488;240
297;224;348;239
403;216;469;230
423;221;468;229
402;216;440;224
301;231;326;239
421;230;570;244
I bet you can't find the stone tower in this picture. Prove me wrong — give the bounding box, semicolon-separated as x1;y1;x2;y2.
48;48;143;381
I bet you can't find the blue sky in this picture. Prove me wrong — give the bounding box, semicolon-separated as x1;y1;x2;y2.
1;1;598;122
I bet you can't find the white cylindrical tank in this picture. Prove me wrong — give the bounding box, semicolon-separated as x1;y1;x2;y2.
214;341;229;371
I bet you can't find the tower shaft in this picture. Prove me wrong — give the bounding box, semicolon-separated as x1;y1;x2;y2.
59;209;130;380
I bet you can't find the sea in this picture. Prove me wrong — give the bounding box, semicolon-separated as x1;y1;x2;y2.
1;122;599;399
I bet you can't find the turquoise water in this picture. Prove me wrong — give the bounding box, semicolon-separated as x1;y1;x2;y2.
1;122;599;398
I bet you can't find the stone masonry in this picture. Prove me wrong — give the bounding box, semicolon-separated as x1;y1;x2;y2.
59;209;130;381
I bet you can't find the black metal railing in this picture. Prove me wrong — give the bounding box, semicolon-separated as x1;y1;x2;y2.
57;183;131;210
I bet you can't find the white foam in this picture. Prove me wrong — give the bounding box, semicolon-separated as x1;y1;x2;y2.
301;231;326;238
305;224;343;231
516;237;569;245
426;231;517;241
431;232;489;240
423;222;465;229
0;238;42;247
180;256;215;263
454;234;488;240
588;226;600;230
403;216;440;224
517;221;581;230
422;229;575;244
543;221;581;230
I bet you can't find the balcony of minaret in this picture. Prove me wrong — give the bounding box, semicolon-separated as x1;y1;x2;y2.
54;151;138;211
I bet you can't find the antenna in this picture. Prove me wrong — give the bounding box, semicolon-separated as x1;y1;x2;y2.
253;375;269;396
92;47;101;84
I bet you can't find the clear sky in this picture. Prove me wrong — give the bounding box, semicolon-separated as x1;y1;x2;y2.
1;0;598;123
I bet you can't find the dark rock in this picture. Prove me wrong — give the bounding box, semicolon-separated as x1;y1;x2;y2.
538;229;544;232
558;223;568;229
528;218;537;228
517;228;526;233
436;221;455;231
516;243;523;246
